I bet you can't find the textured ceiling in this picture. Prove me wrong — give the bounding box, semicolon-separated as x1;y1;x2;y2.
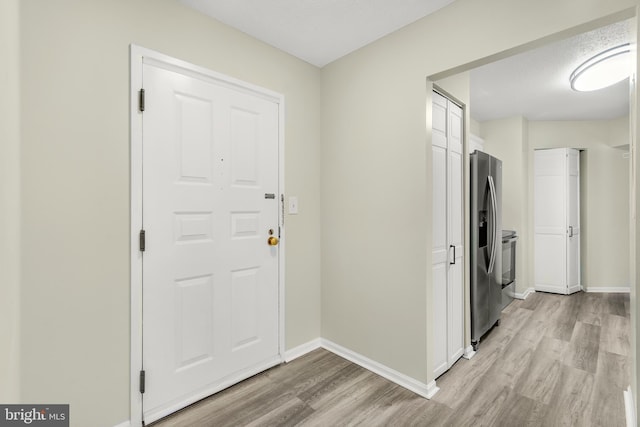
470;20;633;122
179;0;455;67
179;1;632;121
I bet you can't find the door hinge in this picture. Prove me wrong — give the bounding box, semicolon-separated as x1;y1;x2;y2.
139;229;146;252
139;89;145;112
139;370;146;394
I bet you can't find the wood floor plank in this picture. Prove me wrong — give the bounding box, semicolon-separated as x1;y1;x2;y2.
625;298;630;317
519;291;543;311
600;314;631;357
482;332;536;389
535;336;569;361
586;379;626;427
493;392;548;427
442;377;512;427
542;365;595;427
244;397;315;427
501;307;534;334
297;363;370;407
577;293;605;326
514;353;563;405
266;349;352;394
353;391;453;427
585;350;630;427
597;350;631;389
297;372;393;425
563;321;600;374
606;293;628;317
544;293;580;342
432;333;508;408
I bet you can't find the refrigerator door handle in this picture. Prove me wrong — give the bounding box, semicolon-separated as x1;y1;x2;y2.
450;245;456;265
487;175;498;274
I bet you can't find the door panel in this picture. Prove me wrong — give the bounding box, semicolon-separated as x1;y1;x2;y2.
447;101;464;365
432;263;448;378
448;260;464;365
534;233;566;291
534;149;567;294
142;63;280;423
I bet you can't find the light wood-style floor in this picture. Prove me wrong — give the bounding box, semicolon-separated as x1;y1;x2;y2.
152;291;630;426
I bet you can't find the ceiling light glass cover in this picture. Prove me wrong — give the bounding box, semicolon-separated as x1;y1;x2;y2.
570;43;631;91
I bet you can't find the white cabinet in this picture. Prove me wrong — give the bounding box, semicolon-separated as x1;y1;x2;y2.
534;148;581;294
432;92;464;378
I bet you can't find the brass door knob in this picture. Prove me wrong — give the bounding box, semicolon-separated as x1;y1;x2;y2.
267;236;279;246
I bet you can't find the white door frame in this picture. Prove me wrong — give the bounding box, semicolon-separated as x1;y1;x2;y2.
129;44;286;427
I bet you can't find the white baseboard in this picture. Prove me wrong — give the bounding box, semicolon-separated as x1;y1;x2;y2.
425;380;440;399
584;286;630;293
514;288;535;300
118;336;440;427
284;338;322;362
320;338;437;399
463;345;476;360
624;385;636;427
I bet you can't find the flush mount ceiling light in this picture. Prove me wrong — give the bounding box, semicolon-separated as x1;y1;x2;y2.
570;43;631;91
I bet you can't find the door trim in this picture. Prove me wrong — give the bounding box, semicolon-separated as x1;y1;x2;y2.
129;44;286;427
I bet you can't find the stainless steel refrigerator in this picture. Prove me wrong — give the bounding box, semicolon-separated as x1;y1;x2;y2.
470;150;502;351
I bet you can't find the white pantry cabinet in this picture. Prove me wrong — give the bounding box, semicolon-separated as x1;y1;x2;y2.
534;148;581;295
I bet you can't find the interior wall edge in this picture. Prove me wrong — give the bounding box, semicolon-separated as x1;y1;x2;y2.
0;0;21;404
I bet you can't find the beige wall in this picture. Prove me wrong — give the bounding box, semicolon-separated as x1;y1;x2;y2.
481;117;529;295
481;117;629;293
0;0;21;403
470;118;482;136
528;120;630;289
19;0;321;425
11;0;640;424
321;0;637;389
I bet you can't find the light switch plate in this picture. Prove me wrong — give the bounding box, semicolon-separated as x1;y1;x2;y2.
288;196;298;214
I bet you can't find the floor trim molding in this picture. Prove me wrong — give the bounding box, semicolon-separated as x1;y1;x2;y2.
113;421;131;427
320;339;437;399
624;385;636;427
584;286;630;293
514;288;535;300
284;338;322;362
463;345;476;360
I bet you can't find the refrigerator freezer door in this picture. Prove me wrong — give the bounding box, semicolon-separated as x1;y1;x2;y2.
470;151;503;350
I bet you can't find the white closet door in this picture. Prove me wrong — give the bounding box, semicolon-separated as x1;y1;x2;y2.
432;91;464;378
432;92;449;378
534;148;581;295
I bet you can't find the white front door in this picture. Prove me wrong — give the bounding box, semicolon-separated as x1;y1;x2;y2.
140;60;281;424
534;148;580;295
